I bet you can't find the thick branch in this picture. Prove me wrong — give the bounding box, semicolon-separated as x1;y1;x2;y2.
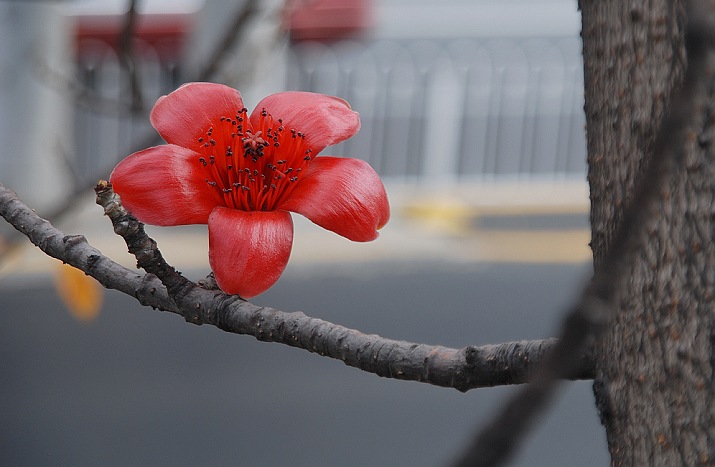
0;184;175;312
0;181;593;391
451;2;715;465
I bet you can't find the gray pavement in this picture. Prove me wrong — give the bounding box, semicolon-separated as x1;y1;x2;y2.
1;262;606;467
0;179;606;466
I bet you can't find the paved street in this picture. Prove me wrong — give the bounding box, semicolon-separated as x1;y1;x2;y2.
1;262;606;467
0;181;608;466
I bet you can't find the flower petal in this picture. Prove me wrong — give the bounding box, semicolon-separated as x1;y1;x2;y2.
150;82;245;151
278;156;390;242
110;145;224;226
208;207;294;298
250;92;360;154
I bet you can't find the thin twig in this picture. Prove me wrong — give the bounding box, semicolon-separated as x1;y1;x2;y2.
450;2;715;466
197;0;260;82
0;180;594;391
118;0;144;112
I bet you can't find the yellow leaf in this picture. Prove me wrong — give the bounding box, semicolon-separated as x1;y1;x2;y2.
54;263;103;322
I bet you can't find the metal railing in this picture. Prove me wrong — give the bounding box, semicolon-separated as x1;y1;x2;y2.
73;37;181;183
287;37;586;181
73;35;586;184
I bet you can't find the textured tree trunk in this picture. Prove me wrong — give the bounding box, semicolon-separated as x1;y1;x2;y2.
580;0;715;464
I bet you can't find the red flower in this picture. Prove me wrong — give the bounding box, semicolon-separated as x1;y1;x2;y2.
110;83;389;298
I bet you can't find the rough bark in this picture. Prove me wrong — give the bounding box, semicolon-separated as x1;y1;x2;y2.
581;0;715;464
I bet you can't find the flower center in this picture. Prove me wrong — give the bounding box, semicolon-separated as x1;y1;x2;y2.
197;108;313;211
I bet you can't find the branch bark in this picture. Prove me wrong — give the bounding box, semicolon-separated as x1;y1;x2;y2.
0;180;593;391
584;1;715;464
450;1;715;465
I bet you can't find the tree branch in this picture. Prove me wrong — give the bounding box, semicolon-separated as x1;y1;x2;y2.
197;0;260;82
118;0;144;113
0;180;594;391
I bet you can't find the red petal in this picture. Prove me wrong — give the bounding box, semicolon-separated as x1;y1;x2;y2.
250;92;360;154
150;82;245;151
208;207;294;298
278;157;390;242
110;145;224;226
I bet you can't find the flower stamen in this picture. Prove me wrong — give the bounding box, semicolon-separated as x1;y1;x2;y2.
198;107;313;212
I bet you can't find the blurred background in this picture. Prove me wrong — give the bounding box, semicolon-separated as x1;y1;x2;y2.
0;0;607;465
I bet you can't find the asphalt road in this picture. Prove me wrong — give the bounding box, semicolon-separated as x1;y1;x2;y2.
0;260;608;466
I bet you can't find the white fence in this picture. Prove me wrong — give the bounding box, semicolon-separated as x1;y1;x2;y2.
287;37;586;182
73;37;180;183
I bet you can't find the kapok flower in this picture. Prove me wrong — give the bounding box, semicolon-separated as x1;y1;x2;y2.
110;82;389;298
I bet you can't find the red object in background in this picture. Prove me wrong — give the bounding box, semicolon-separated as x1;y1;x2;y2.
75;0;372;59
286;0;372;42
75;13;191;60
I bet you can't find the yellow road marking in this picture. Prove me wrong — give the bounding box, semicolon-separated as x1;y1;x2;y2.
403;202;592;264
467;230;591;263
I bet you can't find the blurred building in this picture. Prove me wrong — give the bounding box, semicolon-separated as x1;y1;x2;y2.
286;0;585;182
10;0;584;209
0;3;74;211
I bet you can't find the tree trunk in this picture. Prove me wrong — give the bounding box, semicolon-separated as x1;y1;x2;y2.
580;0;715;464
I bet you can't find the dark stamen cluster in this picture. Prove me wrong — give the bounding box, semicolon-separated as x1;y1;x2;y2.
197;108;313;211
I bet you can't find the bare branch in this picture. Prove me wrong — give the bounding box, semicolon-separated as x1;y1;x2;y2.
0;180;594;391
197;0;260;83
450;2;715;465
0;184;175;312
118;0;144;112
0;127;159;265
32;52;148;117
